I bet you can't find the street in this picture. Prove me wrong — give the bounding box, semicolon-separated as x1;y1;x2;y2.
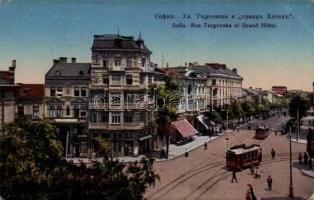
146;115;313;200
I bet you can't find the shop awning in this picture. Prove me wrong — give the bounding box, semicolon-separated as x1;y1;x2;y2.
197;115;215;130
171;119;198;138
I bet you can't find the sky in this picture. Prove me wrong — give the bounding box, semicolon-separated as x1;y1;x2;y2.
0;0;313;91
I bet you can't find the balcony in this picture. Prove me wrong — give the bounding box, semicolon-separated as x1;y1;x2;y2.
89;122;109;129
110;66;125;71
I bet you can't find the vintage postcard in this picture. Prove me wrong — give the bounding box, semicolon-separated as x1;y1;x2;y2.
0;0;313;199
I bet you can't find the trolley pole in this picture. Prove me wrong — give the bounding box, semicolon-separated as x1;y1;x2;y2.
225;109;229;152
289;127;294;198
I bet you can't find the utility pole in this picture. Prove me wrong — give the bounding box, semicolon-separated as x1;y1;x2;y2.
289;127;294;198
297;108;299;142
225;109;229;152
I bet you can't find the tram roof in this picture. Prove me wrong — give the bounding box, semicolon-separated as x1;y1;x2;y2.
227;145;261;155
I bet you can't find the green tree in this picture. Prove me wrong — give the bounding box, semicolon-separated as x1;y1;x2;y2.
242;101;256;119
150;76;181;158
289;95;310;121
0;120;159;200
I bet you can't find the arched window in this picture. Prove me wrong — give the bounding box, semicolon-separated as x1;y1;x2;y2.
66;105;70;116
57;106;63;118
73;106;80;118
49;106;55;118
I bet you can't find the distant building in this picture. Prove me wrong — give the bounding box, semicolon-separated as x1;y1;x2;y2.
0;60;18;134
271;86;287;95
45;57;91;158
89;34;155;157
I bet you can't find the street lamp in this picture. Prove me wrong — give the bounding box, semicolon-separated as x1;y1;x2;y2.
289;126;294;198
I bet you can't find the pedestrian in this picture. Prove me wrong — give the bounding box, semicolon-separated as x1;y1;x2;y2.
309;157;312;169
267;175;273;191
246;188;252;200
254;166;260;179
231;170;238;183
304;152;308;165
274;130;277;136
248;184;257;200
250;165;254;175
204;142;208;150
271;148;276;159
299;153;302;165
237;126;240;133
185;148;189;157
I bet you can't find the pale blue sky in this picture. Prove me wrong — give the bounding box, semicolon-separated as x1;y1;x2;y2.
0;0;313;90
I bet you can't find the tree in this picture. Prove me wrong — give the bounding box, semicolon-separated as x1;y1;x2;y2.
150;76;181;158
242;101;256;119
289;95;310;121
0;120;159;200
307;128;314;157
232;101;244;124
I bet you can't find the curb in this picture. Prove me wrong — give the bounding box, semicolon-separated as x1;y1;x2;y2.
155;134;225;162
300;168;314;178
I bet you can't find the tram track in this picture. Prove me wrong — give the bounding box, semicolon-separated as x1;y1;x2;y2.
147;151;302;200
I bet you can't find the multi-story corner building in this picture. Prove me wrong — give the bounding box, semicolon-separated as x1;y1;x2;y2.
45;57;90;158
89;34;155;157
16;83;44;121
0;60;18;134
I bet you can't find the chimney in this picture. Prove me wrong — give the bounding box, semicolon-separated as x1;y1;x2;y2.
232;68;237;74
9;59;16;72
185;62;187;67
71;57;76;63
53;59;59;65
59;57;67;63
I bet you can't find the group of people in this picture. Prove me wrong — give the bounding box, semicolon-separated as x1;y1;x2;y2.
299;152;312;169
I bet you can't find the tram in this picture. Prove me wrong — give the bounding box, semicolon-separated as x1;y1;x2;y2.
255;126;270;139
226;144;262;170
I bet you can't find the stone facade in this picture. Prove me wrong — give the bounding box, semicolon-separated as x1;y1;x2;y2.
45;57;90;158
89;34;155;157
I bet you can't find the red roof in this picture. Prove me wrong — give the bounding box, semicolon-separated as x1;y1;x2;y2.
171;119;198;138
17;83;44;97
156;68;183;78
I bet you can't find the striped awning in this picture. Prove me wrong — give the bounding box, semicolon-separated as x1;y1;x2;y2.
197;115;215;130
171;119;198;138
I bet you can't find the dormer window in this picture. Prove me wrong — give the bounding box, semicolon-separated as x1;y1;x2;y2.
56;71;60;76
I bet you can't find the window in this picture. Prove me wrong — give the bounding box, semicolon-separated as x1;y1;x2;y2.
111;112;121;123
126;58;132;67
56;87;63;97
50;87;56;96
111;93;121;104
141;58;146;67
73;106;80;118
56;106;63;118
49;106;55;118
103;75;109;84
103;59;108;68
148;76;153;84
55;71;60;76
66;105;70;116
111;75;121;85
33;105;39;118
114;59;121;66
17;105;24;117
79;71;84;76
101;111;109;122
80;106;87;117
81;87;87;97
212;79;216;86
124;111;133;123
74;87;80;96
126;75;133;85
66;88;70;95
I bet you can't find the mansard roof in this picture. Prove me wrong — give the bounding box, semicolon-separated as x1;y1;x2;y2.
91;34;151;53
45;59;91;80
191;64;242;80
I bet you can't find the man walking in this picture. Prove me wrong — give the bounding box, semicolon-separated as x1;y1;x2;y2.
299;153;302;165
231;170;238;183
248;184;257;200
271;148;276;159
267;175;273;191
304;152;308;165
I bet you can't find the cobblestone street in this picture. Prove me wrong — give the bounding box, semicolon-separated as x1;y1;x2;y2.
146;128;313;200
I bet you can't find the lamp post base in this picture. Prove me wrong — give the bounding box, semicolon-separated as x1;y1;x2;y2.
289;185;294;198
